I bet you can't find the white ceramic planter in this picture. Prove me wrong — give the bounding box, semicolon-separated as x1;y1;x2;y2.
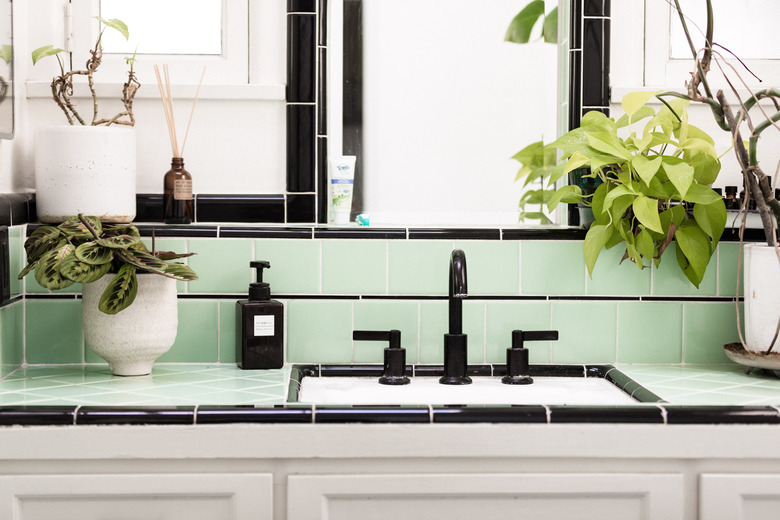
82;274;178;376
34;125;136;223
744;243;780;354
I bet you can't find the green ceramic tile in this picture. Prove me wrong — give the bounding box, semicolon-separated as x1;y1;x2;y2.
157;300;219;363
683;302;741;364
187;239;254;294
388;241;452;295
0;303;22;377
219;300;239;364
321;240;387;294
353;300;419;363
9;226;24;297
652;243;717;296
286;300;353;363
551;301;617;363
484;300;552;363
454;241;520;295
717;242;742;297
587;245;651;296
419;300;484;364
521;241;586;295
25;299;84;364
24;273;82;294
141;238;188;293
255;239;320;294
617;302;683;363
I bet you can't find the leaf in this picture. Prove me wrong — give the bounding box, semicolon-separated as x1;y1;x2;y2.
98;264;138;315
547;185;582;211
162;263;199;281
546;162;568;185
116;249;168;273
661;156;694;199
562;151;591;178
687;152;721;186
622;91;662;118
59;216;102;239
635;228;656;262
683;183;723;205
586;132;632;162
632;194;663;234
632;155;662;185
60;255;112;283
34;244;76;290
541;7;558;43
24;226;61;262
96;234;141;249
0;44;12;64
31;45;65;65
103;224;141;240
693;199;727;245
616;107;656;129
504;1;545;43
602;184;634;211
674;221;712;287
75;242;114;265
583;224;613;277
95;17;130;40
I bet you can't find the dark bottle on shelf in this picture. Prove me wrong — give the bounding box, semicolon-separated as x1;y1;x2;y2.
163;157;193;224
236;261;284;369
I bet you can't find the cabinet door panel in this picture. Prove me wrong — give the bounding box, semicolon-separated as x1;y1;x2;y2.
288;473;684;520
0;473;273;520
701;474;780;520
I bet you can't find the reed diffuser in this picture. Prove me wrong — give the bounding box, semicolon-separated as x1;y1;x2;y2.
155;65;205;224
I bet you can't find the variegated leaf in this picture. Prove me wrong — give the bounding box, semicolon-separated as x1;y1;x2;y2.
24;226;61;261
75;242;114;265
59;215;102;239
17;260;38;280
98;264;138;315
116;249;167;273
96;234;141;249
60;254;111;283
162;262;199;281
155;251;195;261
34;244;76;290
103;224;141;240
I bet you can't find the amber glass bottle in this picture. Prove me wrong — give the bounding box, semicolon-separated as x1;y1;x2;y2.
163;157;193;224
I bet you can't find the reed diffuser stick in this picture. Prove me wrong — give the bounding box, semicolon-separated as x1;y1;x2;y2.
180;66;206;157
153;65;178;158
163;65;180;158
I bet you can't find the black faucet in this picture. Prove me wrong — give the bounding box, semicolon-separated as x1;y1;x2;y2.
440;249;471;385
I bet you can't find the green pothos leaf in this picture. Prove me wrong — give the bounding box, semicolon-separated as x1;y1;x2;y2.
95;17;130;40
59;254;112;283
504;1;545;43
31;45;65;65
98;264;138;315
75;242;114;265
583;224;613;277
34;244;76;290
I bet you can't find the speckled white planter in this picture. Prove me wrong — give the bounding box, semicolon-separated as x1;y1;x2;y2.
82;274;178;376
34;126;136;224
744;243;780;354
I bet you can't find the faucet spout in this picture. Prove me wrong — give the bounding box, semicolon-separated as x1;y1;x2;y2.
449;249;467;335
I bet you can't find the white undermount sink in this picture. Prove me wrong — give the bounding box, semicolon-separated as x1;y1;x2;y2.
298;376;639;406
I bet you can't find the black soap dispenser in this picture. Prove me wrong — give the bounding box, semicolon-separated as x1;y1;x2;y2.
236;261;284;369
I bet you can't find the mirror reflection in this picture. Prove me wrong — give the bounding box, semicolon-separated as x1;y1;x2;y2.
0;0;12;139
337;0;561;226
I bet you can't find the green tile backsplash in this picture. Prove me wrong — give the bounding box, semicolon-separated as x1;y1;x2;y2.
1;225;753;370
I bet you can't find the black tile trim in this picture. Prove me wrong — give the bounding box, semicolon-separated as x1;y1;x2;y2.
314;228;407;239
25;293;80;300
76;406;196;425
408;229;502;240
288;0;316;13
501;228;588;240
664;406;780;424
135;225;219;238
197;194;286;223
605;368;666;403
549;296;642;301
0;406;76;426
287;14;316;102
314;405;431;423
548;405;664;423
197;405;313;424
433;405;548;423
219;227;314;239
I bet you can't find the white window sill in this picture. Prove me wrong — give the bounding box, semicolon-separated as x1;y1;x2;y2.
26;81;286;101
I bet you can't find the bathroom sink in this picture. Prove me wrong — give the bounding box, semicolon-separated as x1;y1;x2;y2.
290;365;662;406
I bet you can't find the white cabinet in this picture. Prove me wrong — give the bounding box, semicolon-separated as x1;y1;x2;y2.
0;473;273;520
701;474;780;520
287;473;684;520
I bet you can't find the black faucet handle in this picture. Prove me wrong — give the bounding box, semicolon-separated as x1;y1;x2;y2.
511;329;559;349
352;329;409;385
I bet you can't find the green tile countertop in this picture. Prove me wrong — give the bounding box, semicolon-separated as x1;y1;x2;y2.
0;364;779;407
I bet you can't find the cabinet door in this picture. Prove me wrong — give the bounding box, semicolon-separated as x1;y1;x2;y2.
288;473;683;520
701;474;780;520
0;473;273;520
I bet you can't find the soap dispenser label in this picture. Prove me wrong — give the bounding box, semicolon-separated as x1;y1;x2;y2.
253;315;275;336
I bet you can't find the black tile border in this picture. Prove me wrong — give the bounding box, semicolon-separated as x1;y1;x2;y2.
433;405;548;424
0;405;76;426
76;406;196;426
548;405;664;423
665;406;780;425
197;404;313;424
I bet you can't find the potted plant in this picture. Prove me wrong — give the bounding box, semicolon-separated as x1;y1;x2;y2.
19;215;198;376
32;17;139;223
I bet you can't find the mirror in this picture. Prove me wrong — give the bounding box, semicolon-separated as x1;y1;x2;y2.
332;0;562;226
0;0;12;139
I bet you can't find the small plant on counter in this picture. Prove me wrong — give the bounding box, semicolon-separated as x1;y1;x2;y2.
32;17;139;126
19;215;198;314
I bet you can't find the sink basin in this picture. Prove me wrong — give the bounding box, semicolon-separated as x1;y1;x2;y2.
291;365;660;406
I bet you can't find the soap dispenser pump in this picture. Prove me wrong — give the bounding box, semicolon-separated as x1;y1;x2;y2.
236;261;284;369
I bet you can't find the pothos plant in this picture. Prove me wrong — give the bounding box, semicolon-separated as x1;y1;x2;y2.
514;92;726;288
19;215;198;314
32;17;139;126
